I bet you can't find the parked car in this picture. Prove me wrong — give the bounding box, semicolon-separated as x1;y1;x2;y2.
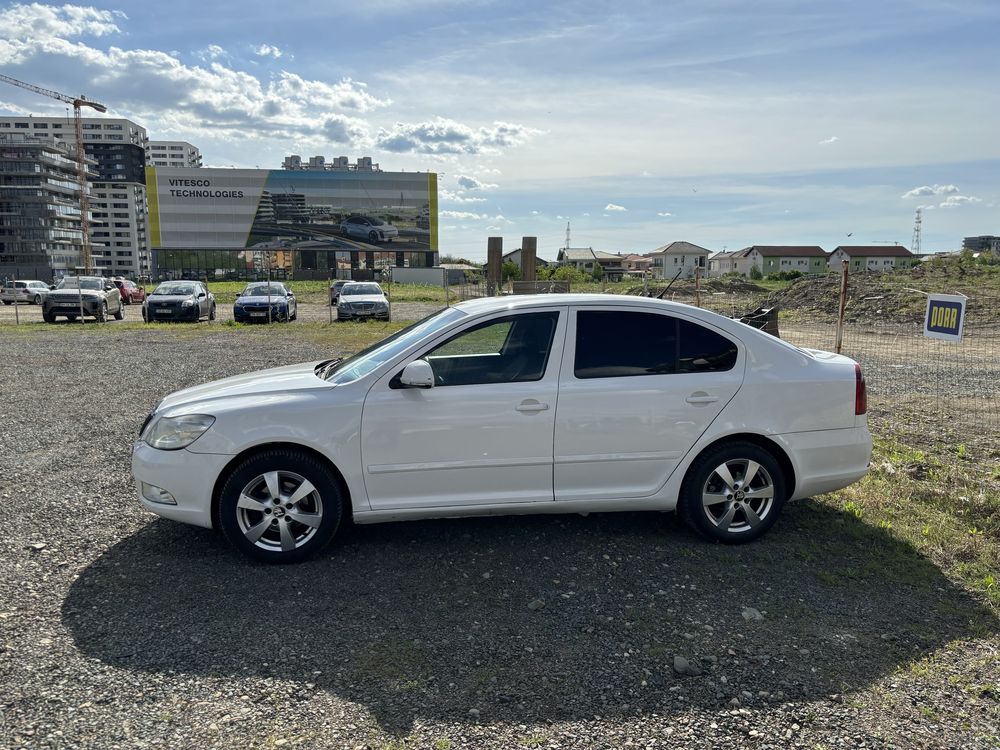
132;294;872;563
233;282;297;323
340;215;399;243
42;276;124;322
112;278;146;305
329;279;350;306
142;281;216;323
1;280;51;305
336;282;390;321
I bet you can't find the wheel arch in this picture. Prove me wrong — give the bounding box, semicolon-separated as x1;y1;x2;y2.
210;442;353;530
681;432;796;499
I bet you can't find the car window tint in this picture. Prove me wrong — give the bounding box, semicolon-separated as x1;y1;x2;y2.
677;319;738;373
575;311;736;378
424;312;559;387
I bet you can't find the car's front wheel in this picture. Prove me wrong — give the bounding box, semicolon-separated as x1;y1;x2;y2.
217;449;344;563
96;301;108;322
679;441;786;544
32;294;42;305
209;303;217;320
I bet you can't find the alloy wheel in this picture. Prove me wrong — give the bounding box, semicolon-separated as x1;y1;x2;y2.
700;458;775;534
235;470;324;553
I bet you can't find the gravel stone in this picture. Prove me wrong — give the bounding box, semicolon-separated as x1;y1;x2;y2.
0;324;997;749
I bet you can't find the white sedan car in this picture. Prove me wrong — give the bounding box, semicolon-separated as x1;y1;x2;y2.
132;294;872;563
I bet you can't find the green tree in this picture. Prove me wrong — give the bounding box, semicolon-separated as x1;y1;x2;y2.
551;265;587;283
501;261;522;283
591;263;604;281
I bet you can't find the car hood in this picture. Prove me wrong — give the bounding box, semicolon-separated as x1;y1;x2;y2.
157;361;330;415
49;289;102;299
147;294;196;304
236;295;289;304
339;294;386;304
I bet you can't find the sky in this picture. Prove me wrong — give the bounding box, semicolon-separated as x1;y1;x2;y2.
0;0;997;261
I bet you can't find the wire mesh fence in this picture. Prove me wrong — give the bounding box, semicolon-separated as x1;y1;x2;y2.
2;272;997;461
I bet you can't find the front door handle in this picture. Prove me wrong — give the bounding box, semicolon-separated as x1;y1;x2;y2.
685;393;719;405
516;400;550;413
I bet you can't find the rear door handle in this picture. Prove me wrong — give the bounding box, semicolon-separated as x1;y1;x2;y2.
685;393;719;405
516;400;550;413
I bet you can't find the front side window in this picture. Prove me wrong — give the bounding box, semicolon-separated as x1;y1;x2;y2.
574;310;736;379
423;312;559;387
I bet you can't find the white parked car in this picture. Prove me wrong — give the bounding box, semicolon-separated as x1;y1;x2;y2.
336;282;390;321
132;294;872;563
340;215;399;243
1;280;51;305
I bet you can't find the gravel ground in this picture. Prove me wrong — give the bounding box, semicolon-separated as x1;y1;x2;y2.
1;325;998;749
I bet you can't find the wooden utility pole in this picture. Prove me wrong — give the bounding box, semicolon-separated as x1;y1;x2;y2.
521;236;537;282
487;237;502;294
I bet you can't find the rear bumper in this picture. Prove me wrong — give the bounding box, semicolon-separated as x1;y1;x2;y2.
778;425;872;500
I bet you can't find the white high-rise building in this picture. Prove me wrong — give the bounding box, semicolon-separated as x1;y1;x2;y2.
0;115;151;277
146;140;202;168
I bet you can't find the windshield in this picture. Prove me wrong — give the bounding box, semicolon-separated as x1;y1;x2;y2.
152;283;197;296
57;277;102;291
342;283;382;296
243;284;286;296
326;307;467;384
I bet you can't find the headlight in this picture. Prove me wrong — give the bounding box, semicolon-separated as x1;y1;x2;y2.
182;299;195;307
143;414;215;450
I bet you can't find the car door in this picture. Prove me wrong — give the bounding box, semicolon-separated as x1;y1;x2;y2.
554;306;744;501
361;308;567;510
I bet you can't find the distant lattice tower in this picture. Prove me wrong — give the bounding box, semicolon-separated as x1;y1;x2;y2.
565;221;571;250
911;207;922;255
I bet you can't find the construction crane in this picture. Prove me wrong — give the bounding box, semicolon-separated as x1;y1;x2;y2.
0;73;107;273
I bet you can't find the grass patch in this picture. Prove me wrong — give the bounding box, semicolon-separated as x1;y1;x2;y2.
822;435;1000;607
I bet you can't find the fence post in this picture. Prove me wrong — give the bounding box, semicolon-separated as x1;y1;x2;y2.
694;266;701;308
443;267;450;308
835;259;849;354
12;270;19;326
487;237;502;296
328;266;333;324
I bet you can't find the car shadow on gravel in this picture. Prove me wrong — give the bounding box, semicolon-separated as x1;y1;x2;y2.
62;499;997;734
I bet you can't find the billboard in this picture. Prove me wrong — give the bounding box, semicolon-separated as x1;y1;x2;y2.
146;167;438;256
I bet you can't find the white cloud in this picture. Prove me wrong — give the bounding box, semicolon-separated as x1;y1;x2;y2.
902;184;960;198
938;195;982;208
199;44;227;62
255;43;283;59
530;210;539;215
440;189;486;204
657;211;673;217
818;136;839;145
605;203;628;212
375;117;540;155
456;174;497;190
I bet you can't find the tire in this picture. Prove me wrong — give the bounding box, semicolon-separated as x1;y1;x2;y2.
217;449;344;564
289;306;297;321
96;302;108;323
32;295;42;305
678;441;786;544
66;314;77;322
368;230;379;243
42;311;55;323
113;303;124;321
209;304;217;321
2;301;10;305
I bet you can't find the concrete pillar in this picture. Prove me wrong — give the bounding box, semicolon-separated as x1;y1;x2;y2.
521;236;537;282
487;236;503;294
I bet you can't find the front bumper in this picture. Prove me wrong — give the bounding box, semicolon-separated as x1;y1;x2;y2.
337;307;389;320
45;298;101;316
234;306;288;322
132;441;233;529
145;304;200;321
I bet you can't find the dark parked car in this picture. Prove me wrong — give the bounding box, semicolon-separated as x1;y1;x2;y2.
113;278;146;305
42;277;124;323
233;282;297;323
329;279;350;305
142;281;216;322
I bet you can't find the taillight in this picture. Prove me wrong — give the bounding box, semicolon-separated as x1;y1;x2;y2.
855;363;867;416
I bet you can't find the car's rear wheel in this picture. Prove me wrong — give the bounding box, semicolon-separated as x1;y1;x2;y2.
32;294;42;305
679;441;786;544
217;449;344;563
113;303;124;320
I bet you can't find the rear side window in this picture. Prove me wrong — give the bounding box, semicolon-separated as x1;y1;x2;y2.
574;311;736;379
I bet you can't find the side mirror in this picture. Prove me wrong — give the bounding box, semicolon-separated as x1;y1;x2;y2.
49;285;56;290
399;360;434;388
198;292;207;298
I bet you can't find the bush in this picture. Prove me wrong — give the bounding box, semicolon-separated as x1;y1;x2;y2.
550;265;588;283
591;263;604;281
765;270;804;281
749;266;763;280
501;261;521;283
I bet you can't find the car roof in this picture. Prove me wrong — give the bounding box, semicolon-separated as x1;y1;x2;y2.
452;293;776;341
